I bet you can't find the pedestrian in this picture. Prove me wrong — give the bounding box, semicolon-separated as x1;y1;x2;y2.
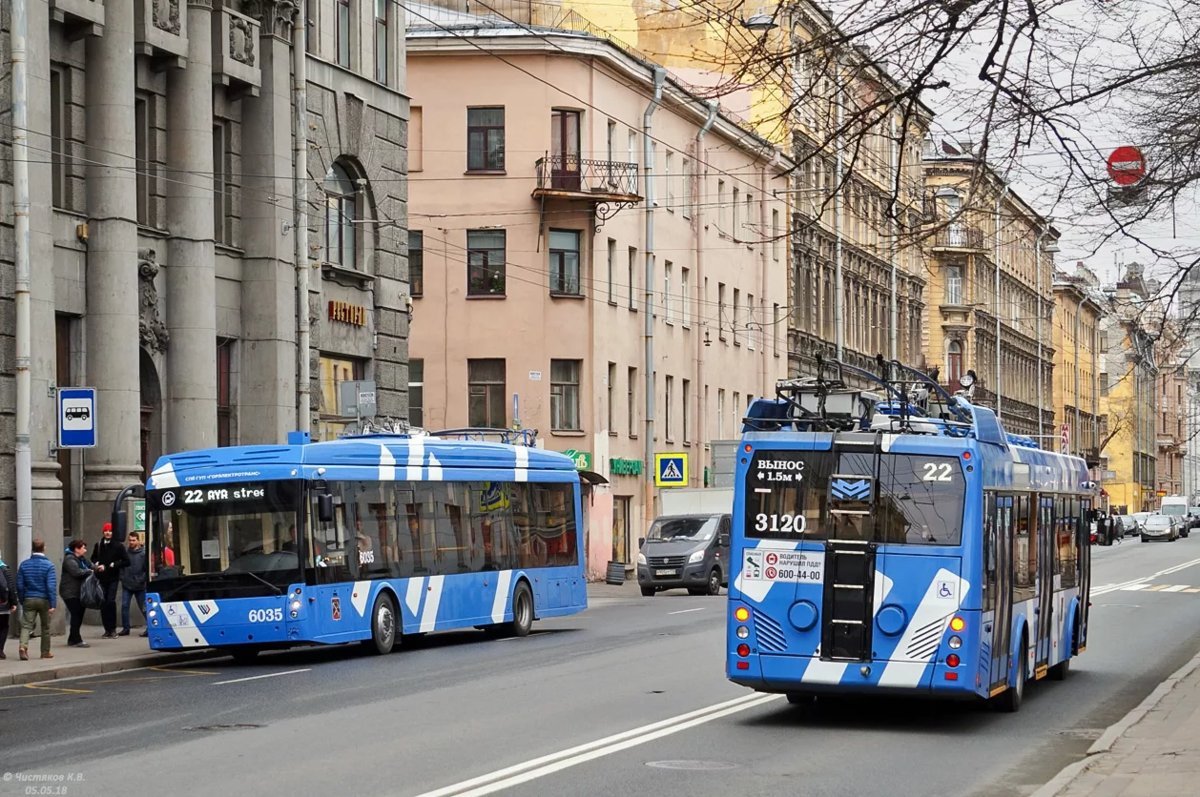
91;522;129;639
59;539;93;648
16;538;57;660
120;532;148;637
0;552;18;659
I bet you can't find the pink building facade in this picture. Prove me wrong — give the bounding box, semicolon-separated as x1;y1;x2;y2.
406;23;792;579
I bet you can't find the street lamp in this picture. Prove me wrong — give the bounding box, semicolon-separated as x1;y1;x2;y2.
1035;226;1059;447
742;10;779;32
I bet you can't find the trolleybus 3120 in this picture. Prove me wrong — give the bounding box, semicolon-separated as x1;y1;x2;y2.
143;429;587;661
726;359;1092;711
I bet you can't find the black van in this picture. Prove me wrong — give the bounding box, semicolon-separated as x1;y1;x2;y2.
636;513;730;597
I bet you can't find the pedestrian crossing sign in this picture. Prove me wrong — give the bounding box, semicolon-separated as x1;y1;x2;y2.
654;453;688;487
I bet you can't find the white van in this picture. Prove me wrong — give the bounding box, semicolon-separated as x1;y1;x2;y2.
1160;496;1191;538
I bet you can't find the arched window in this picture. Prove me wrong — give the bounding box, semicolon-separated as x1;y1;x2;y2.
325;164;358;267
947;340;963;388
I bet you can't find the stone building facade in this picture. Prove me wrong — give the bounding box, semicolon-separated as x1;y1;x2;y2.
0;0;411;566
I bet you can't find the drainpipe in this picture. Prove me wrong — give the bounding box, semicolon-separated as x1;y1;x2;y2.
11;0;32;562
695;101;717;477
643;67;666;521
889;114;898;361
293;5;311;434
1036;232;1043;443
833;60;845;359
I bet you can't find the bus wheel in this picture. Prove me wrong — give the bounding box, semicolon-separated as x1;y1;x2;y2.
509;581;534;637
230;647;260;665
365;594;397;654
1050;656;1071;681
706;568;722;596
999;647;1026;713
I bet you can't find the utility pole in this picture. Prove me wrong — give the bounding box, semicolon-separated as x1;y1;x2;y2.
11;0;33;563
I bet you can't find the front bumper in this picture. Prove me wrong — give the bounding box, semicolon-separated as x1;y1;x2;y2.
638;562;709;589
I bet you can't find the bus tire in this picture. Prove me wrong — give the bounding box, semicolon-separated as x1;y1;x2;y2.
230;647;260;665
365;593;398;655
999;639;1027;713
706;568;722;596
509;581;534;637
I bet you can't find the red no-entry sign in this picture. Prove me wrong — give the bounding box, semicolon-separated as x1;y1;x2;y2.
1106;146;1147;186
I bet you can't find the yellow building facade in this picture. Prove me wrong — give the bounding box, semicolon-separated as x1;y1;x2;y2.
1051;265;1103;467
920;146;1059;440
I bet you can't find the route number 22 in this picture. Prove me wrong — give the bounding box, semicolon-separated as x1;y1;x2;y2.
921;462;953;482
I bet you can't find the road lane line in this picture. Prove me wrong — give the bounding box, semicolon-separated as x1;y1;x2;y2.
213;669;311;685
412;693;778;797
1092;556;1200;596
1161;585;1188;592
668;608;706;615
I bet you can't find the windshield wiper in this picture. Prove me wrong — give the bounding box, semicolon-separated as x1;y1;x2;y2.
232;569;284;595
156;575;228;602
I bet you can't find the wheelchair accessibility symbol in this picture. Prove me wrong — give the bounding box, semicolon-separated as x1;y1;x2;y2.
936;580;955;599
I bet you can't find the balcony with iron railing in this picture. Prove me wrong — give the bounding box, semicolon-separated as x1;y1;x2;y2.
533;154;642;204
931;223;987;252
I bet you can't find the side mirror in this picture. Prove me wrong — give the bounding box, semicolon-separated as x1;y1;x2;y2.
638;537;645;549
718;534;730;547
317;494;335;523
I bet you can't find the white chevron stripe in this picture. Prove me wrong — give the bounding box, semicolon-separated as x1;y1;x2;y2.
491;571;513;623
420;575;444;633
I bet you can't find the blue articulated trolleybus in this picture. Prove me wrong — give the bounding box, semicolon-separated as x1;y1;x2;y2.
143;429;587;661
726;358;1093;711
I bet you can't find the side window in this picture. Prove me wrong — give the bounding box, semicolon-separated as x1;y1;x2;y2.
1014;494;1035;600
983;493;997;613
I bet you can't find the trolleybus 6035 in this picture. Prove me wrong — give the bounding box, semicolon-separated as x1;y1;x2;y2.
726;359;1092;711
143;429;587;661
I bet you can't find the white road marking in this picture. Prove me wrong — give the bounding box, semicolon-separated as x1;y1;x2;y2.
413;693;780;797
667;608;706;615
1162;585;1189;593
1092;556;1200;596
212;669;311;686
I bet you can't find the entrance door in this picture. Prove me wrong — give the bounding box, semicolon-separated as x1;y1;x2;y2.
612;496;630;564
551;110;581;191
989;495;1014;692
1036;497;1055;667
1077;499;1092;651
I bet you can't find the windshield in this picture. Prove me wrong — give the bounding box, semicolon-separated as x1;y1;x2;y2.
147;480;303;593
646;516;720;543
743;449;966;545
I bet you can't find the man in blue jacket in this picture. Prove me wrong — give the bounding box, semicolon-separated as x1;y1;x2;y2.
17;538;57;660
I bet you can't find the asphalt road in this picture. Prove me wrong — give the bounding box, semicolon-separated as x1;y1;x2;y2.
3;535;1199;797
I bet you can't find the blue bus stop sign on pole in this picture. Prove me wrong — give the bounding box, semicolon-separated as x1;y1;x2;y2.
58;387;97;448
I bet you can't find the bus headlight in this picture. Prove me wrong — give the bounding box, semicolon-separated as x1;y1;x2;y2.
637;553;646;565
688;550;705;564
948;635;962;649
290;600;302;612
148;609;157;619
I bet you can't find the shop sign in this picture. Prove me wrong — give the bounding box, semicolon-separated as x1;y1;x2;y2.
610;458;642;476
328;300;367;327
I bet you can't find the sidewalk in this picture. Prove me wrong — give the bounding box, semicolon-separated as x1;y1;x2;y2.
1033;649;1200;797
2;579;644;687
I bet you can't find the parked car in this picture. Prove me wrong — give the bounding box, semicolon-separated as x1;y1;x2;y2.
1132;512;1154;533
1142;514;1179;542
1117;515;1140;537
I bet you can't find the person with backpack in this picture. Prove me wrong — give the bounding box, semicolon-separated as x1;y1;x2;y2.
60;539;93;648
92;522;129;639
0;552;18;659
119;533;148;637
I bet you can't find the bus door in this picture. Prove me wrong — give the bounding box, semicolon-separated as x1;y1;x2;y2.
310;497;355;640
1077;499;1092;650
989;495;1014;694
1036;496;1055;668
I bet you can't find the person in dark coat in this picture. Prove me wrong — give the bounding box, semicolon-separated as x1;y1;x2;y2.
92;522;129;639
59;539;93;647
119;533;148;637
0;552;18;659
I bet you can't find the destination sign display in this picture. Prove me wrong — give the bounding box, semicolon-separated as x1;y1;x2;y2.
148;481;295;511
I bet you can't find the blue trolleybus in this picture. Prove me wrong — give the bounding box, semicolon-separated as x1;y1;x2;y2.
726;360;1093;711
143;430;587;661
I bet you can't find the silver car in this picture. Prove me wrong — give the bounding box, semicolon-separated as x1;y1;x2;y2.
1142;514;1179;542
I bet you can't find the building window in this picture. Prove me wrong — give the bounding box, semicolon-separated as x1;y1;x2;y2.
374;0;389;84
324;164;358;267
467;107;505;171
551;359;582;431
607;362;617;433
468;359;506;427
337;0;351;68
665;151;674;210
665;376;674;440
732;288;741;345
549;229;581;295
50;66;67;208
682;157;692;219
717;388;725;438
607;238;616;304
217;339;234;446
213;120;234;246
663;260;673;322
408;230;423;297
627;128;639;192
408;359;424;428
628;246;638;311
945;265;963;305
467;229;506;295
718;180;727;231
627;367;638;437
135;93;154;226
681;267;691;327
772;208;781;260
306;0;318;54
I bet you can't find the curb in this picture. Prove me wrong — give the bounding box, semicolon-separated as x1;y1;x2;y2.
1030;646;1200;797
0;649;218;688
